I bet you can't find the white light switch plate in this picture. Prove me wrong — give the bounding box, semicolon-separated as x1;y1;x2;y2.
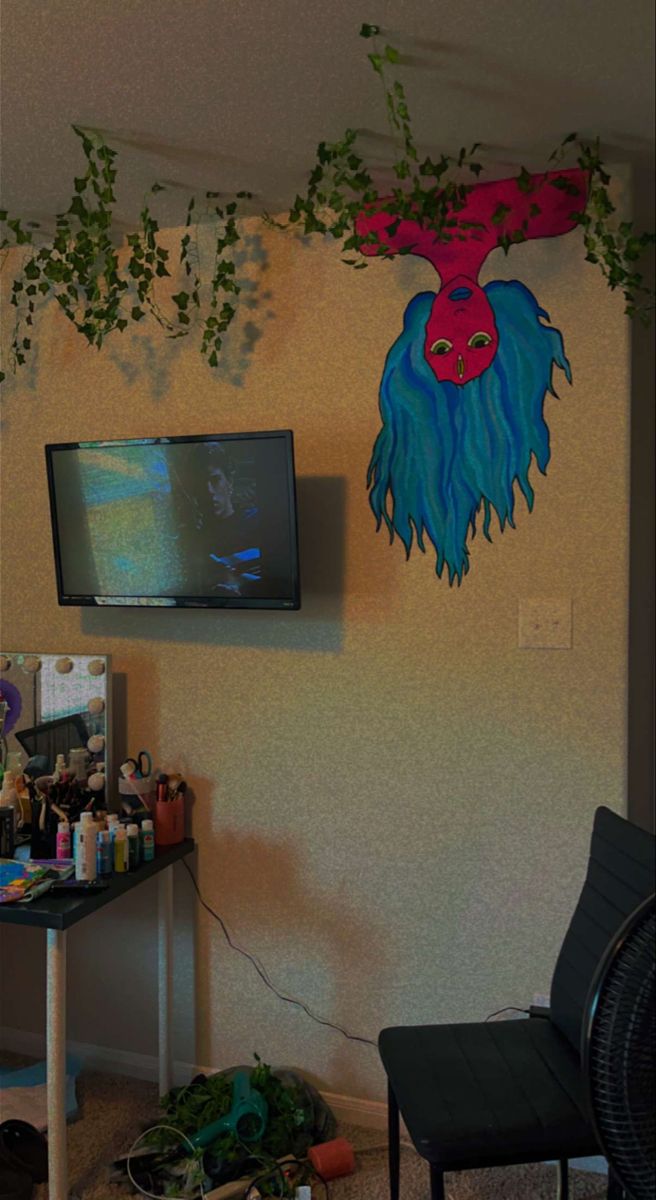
518;598;572;649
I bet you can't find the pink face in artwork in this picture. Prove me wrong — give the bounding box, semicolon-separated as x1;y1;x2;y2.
424;276;499;386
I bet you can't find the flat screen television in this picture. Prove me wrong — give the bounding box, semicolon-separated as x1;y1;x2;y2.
45;431;300;609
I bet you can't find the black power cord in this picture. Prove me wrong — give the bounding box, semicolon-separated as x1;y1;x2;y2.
182;859;377;1047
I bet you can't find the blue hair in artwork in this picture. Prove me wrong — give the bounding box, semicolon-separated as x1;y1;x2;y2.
367;279;572;584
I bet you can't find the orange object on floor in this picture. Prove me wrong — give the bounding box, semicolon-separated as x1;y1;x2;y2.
308;1136;355;1180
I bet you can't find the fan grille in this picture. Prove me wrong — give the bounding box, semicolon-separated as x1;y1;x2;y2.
589;910;656;1200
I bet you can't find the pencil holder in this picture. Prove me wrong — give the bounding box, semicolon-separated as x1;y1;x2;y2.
155;792;185;846
118;773;156;814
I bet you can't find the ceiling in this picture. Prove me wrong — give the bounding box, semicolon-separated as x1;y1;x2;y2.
1;0;654;233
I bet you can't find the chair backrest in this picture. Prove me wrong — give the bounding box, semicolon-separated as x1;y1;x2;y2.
550;806;656;1053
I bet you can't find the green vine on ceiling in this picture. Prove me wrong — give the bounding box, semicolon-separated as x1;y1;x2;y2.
1;25;654;383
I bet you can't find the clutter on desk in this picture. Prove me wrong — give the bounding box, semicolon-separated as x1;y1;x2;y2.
111;1058;339;1199
0;859;74;904
0;732;187;894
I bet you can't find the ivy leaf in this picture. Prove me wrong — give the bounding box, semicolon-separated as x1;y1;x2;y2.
360;23;380;37
516;166;533;193
384;44;400;63
491;203;511;225
131;306;145;321
171;292;189;310
151;182;166;193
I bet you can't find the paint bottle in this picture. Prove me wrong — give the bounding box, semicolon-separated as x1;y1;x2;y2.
75;825;97;882
96;829;112;878
80;812;98;879
56;821;71;860
126;823;140;871
113;826;129;873
140;819;155;863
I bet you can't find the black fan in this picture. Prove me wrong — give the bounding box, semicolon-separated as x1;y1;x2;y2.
583;893;656;1200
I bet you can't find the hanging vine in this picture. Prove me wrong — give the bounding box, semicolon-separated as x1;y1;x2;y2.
1;24;653;383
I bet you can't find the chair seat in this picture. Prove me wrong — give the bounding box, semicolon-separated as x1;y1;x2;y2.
379;1017;600;1169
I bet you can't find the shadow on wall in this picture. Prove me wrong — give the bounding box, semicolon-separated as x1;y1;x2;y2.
105;229;273;400
81;476;347;652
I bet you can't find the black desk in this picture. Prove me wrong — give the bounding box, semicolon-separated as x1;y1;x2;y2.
0;838;195;1200
0;839;194;929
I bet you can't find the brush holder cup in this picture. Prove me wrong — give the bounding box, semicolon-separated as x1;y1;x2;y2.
118;774;155;815
154;792;185;847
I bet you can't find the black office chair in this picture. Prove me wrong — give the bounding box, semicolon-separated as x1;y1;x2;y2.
379;806;656;1199
583;892;656;1199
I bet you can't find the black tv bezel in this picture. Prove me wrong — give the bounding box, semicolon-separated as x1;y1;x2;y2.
44;430;301;611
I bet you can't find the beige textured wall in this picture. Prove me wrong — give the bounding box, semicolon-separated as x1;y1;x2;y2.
0;213;629;1100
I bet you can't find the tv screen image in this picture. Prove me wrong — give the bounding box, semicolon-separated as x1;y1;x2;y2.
45;432;300;609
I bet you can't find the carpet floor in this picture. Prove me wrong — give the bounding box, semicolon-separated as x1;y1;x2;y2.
9;1068;606;1200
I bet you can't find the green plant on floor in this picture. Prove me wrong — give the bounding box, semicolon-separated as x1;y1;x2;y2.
1;24;653;382
144;1058;314;1198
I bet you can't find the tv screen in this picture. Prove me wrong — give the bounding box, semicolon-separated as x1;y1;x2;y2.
45;431;300;609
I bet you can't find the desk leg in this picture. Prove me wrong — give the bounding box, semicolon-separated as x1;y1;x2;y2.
158;867;174;1096
46;928;68;1200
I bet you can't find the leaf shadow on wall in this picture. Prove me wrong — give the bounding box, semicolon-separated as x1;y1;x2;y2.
81;475;346;652
105;230;273;399
187;821;385;1072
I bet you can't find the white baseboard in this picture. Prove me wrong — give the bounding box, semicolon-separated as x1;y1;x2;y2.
0;1025;387;1130
0;1026;606;1173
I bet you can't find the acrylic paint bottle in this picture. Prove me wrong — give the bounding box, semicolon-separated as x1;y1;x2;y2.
75;826;97;881
126;823;140;871
79;812;98;880
113;826;129;873
96;830;112;878
56;821;71;860
140;819;155;863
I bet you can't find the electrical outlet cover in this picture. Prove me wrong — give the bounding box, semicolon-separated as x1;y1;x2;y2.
518;598;572;649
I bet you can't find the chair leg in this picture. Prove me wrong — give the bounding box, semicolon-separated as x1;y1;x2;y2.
556;1159;569;1200
387;1080;400;1200
430;1164;446;1200
607;1167;625;1199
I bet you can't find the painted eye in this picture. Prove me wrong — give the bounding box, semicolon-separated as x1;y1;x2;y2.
430;338;453;356
468;331;492;349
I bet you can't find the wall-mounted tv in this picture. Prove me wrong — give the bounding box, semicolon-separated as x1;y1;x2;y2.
45;431;300;609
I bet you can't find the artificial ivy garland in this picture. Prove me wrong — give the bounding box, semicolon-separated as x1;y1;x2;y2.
1;25;653;382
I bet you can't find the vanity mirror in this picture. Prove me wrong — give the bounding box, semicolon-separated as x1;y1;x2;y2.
0;652;112;831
